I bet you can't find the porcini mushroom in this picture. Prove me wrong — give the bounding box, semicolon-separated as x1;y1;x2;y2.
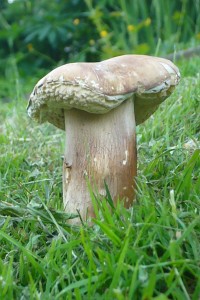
27;55;180;222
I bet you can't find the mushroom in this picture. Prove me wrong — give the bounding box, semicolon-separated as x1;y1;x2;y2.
27;55;180;222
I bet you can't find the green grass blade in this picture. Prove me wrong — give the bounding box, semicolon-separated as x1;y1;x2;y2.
0;229;44;276
55;276;99;298
93;219;121;247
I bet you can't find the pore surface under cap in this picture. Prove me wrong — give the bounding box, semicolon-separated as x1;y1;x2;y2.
27;55;180;130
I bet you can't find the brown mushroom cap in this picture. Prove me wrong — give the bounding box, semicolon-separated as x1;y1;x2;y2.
27;55;180;130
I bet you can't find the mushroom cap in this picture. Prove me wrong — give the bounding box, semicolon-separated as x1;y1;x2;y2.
27;55;180;130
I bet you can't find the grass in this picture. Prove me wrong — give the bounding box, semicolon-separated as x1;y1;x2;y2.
0;56;200;299
84;0;200;59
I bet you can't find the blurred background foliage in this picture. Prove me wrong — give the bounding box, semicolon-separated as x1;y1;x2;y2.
0;0;200;77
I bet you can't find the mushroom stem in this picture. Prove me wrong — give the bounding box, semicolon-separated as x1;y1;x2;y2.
63;98;137;221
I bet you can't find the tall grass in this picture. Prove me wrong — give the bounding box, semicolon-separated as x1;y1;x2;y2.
84;0;200;58
0;0;200;75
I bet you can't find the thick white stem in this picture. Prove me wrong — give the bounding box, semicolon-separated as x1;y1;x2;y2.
63;98;137;221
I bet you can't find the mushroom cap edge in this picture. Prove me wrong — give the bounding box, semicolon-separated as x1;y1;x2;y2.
27;54;180;130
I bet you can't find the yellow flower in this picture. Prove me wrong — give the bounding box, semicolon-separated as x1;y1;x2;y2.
73;18;80;25
173;11;183;22
100;30;108;38
196;32;200;40
27;43;33;52
127;24;136;32
89;39;95;46
144;18;151;27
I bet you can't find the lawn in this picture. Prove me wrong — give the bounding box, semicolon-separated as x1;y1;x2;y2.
0;56;200;299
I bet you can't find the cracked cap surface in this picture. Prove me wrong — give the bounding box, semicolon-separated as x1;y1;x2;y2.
27;55;180;130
